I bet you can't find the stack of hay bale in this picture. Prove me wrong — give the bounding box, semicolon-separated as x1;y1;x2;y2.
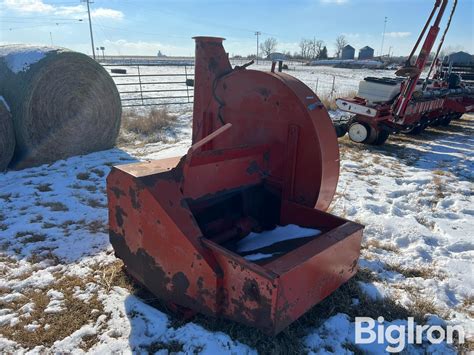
0;45;122;170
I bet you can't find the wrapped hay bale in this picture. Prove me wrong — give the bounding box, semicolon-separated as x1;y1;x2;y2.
0;45;121;169
0;96;15;171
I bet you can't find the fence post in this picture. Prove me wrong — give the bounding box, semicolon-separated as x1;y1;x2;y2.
330;75;336;98
315;78;319;93
137;64;145;105
184;65;190;103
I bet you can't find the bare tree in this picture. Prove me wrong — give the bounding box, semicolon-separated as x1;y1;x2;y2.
334;35;348;58
299;38;325;60
314;40;324;58
260;37;278;58
299;38;310;59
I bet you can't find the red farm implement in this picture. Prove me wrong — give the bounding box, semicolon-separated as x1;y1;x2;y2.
107;36;363;334
335;0;474;145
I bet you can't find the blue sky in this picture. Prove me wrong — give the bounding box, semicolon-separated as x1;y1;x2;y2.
1;0;472;57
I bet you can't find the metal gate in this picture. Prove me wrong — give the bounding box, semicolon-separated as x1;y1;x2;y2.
103;63;194;108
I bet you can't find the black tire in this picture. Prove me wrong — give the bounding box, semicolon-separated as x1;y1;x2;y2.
430;119;441;127
440;117;451;127
334;124;347;138
406;125;424;135
371;130;390;145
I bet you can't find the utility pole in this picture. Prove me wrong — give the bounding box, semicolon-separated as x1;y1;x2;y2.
84;0;96;60
380;16;388;57
255;31;261;64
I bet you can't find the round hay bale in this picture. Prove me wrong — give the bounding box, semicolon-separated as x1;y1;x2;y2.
0;97;15;171
0;45;121;169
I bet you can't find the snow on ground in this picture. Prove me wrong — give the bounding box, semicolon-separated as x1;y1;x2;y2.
107;62;381;112
335;117;474;334
0;66;473;352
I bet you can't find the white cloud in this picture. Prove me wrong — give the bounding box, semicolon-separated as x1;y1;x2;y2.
92;8;124;20
342;32;361;38
386;32;411;38
2;0;124;20
103;39;192;56
320;0;348;4
54;5;85;17
3;0;54;13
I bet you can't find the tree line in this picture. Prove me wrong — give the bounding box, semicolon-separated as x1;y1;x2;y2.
239;35;350;61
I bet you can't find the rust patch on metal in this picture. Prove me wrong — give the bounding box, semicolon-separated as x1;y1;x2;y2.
115;206;127;228
110;186;125;198
129;187;141;209
109;230;214;315
172;272;190;293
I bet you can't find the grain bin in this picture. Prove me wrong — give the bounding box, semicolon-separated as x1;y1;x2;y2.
0;45;121;169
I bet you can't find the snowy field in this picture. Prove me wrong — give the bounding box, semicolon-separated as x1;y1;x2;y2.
105;62;391;113
1;67;473;353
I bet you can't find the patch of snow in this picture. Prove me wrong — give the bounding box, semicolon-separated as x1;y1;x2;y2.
0;96;10;112
237;224;321;253
84;287;255;354
0;313;18;327
44;290;64;314
24;323;41;332
19;302;35;315
358;281;389;301
0;292;25;303
243;253;275;261
0;45;59;73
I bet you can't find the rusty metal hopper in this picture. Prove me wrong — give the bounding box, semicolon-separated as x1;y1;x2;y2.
107;36;364;335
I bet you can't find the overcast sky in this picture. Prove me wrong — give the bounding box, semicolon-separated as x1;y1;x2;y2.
1;0;472;57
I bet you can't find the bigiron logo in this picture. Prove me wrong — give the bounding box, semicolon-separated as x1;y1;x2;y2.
355;316;465;352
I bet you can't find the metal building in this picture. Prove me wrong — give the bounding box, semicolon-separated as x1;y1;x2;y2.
341;45;355;60
445;51;473;64
358;46;374;60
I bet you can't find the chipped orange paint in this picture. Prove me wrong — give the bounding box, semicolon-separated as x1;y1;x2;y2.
107;36;364;334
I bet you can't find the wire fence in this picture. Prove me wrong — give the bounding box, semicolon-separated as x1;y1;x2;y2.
103;61;362;110
102;63;194;108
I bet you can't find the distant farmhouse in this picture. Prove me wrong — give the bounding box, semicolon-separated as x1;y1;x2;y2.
445;51;473;64
359;46;374;60
341;45;355;60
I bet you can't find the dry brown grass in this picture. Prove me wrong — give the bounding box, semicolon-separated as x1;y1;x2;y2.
118;108;177;146
363;239;399;253
86;198;107;209
86;220;108;234
90;168;105;178
385;262;445;280
320;91;357;111
35;184;52;192
0;274;104;349
76;172;91;181
36;201;69;212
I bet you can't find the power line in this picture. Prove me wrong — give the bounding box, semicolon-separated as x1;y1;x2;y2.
380;16;388;57
5;22;84;31
82;0;96;59
255;31;261;63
